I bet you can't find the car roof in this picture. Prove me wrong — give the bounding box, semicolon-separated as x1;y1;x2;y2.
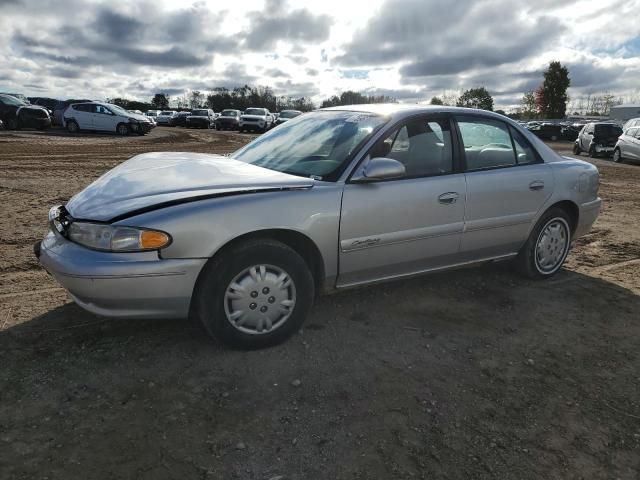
318;103;514;123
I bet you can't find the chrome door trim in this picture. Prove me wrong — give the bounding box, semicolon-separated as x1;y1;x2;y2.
341;221;464;252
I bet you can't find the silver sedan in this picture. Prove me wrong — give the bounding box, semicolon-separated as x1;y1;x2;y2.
36;105;602;349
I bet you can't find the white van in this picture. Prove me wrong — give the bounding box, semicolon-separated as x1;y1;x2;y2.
63;102;153;135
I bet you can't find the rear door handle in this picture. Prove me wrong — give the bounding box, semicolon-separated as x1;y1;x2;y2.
529;181;545;191
438;192;460;204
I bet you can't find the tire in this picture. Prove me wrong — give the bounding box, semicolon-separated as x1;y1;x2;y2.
7;117;19;130
194;239;315;349
66;120;79;134
588;146;597;158
515;207;572;279
116;123;129;136
573;143;581;155
613;148;623;163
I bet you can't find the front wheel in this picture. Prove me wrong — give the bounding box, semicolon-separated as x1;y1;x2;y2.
116;123;129;136
194;239;315;349
613;149;623;163
7;117;19;130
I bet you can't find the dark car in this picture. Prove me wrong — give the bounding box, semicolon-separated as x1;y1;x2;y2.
561;123;585;141
527;122;562;141
186;109;216;129
274;109;302;126
573;122;623;158
53;99;93;126
0;94;51;130
215;109;241;130
28;97;59;114
169;111;191;127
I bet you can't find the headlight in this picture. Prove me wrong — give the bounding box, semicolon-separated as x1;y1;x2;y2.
67;222;171;252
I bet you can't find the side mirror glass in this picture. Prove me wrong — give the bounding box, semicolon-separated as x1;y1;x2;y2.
352;157;406;183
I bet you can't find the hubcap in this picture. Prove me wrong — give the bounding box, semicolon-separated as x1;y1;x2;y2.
535;218;569;274
224;264;296;335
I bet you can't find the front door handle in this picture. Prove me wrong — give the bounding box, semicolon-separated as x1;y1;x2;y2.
438;192;460;204
529;181;545;191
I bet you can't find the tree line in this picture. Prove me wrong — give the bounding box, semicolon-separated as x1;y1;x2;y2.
108;61;626;120
109;86;399;113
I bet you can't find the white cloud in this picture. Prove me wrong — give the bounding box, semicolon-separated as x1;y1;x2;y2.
0;0;638;109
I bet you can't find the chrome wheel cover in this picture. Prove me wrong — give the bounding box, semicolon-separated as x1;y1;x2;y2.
224;264;296;335
535;218;570;274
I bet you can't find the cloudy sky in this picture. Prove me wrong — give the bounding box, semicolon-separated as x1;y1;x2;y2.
1;0;639;109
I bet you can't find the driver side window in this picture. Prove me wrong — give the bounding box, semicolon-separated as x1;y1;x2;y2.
370;117;453;178
95;105;111;115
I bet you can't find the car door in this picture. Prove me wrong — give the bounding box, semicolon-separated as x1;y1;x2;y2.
93;105;116;131
337;115;467;287
455;115;554;259
627;128;640;159
580;123;594;151
71;104;93;129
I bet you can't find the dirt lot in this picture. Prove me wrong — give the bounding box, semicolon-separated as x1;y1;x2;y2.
1;128;639;479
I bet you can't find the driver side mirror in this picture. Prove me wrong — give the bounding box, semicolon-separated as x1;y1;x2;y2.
351;157;406;183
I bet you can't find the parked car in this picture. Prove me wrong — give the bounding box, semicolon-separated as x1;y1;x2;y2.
0;93;51;130
561;123;585;141
29;97;59;115
186;109;216;129
613;126;640;163
156;111;177;125
53;99;93;126
215;109;241;130
36;105;601;349
168;111;191;127
527;122;562;141
0;93;30;103
573;122;623;157
623;117;640;130
63;102;153;135
275;110;302;126
239;107;273;132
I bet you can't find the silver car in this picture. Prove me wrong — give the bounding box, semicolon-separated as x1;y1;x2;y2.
36;105;602;349
613;126;640;163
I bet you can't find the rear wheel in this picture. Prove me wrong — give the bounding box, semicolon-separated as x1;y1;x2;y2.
613;148;623;163
515;207;572;279
572;143;581;155
588;146;597;158
194;239;314;349
66;120;78;133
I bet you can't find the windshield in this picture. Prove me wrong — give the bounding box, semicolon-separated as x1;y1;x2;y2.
107;104;131;116
594;124;623;136
232;111;388;180
221;110;238;117
146;111;157;116
191;110;208;116
280;111;301;119
160;111;174;116
245;108;266;116
0;94;26;106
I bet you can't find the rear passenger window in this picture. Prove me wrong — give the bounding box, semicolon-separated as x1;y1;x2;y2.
509;126;539;165
457;117;515;170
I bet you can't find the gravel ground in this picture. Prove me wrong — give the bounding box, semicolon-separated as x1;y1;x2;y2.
0;128;639;480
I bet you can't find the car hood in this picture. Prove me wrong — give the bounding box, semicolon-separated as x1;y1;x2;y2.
241;115;266;120
65;152;314;221
187;115;208;119
129;112;151;122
